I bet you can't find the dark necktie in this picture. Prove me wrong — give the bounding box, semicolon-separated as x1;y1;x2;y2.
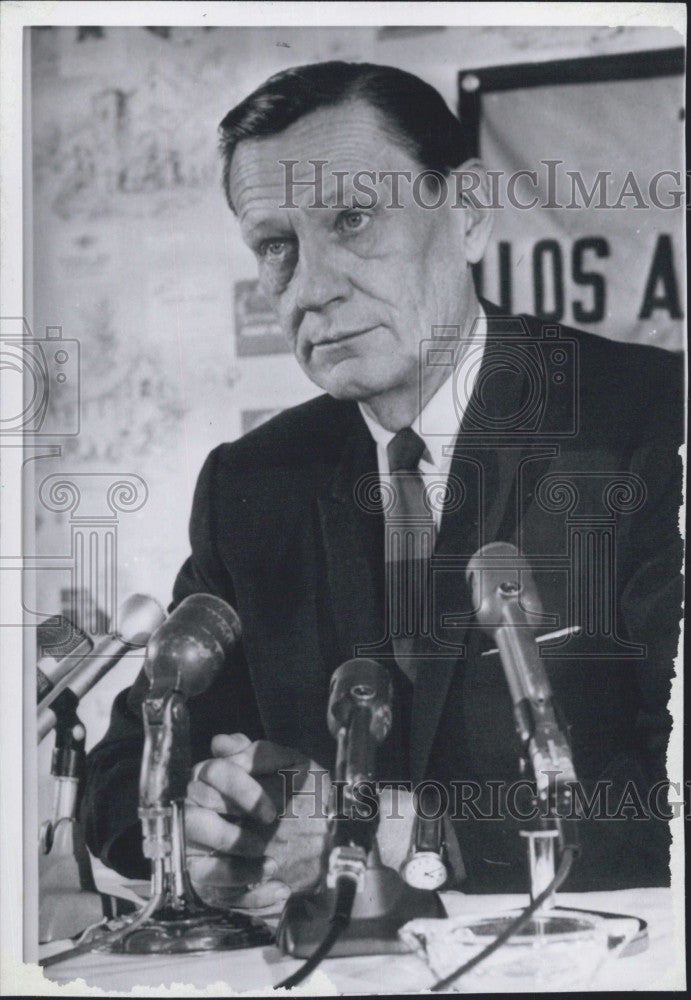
385;429;468;884
385;428;436;685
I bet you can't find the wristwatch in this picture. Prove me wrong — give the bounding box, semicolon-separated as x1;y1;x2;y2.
400;812;449;890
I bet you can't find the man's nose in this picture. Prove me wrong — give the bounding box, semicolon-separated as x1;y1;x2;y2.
292;242;349;312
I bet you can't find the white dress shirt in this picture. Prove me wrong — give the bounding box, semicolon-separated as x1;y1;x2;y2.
359;308;487;533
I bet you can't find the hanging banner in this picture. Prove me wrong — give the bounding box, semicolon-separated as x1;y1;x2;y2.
462;49;685;351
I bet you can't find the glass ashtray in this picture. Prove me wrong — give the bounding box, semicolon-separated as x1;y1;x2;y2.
399;909;610;992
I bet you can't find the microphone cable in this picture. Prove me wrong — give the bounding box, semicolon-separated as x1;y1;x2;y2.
429;844;577;992
274;875;357;990
39;873;167;968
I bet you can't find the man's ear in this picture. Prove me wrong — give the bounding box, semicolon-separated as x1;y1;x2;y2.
456;158;494;264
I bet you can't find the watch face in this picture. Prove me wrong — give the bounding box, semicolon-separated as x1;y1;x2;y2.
402;852;448;890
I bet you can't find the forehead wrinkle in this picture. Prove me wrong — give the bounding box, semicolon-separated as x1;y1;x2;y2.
236;182;291;210
234;158;416;218
229;101;426;214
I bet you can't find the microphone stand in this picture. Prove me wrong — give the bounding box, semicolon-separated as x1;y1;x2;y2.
438;544;649;988
278;809;445;957
278;684;444;959
38;690;115;943
96;684;273;954
496;578;580;911
38;596;169;945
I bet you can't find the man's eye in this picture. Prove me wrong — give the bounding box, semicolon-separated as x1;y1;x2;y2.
260;239;294;260
337;210;371;234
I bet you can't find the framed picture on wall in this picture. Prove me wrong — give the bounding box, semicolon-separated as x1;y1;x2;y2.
234;279;290;356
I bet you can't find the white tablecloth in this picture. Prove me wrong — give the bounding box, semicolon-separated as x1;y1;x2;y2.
39;886;684;994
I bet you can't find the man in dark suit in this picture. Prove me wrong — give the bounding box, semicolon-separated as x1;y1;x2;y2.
83;62;683;905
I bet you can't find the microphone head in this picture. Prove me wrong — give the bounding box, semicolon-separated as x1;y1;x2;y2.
466;542;543;632
37;614;91;661
327;658;393;743
144;593;242;698
117;594;167;646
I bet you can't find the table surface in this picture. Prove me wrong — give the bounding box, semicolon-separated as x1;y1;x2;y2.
39;884;685;994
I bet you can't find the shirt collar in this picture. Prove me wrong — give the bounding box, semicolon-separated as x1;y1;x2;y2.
358;306;487;472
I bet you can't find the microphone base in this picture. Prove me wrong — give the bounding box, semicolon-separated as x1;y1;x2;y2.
97;908;274;955
277;864;445;957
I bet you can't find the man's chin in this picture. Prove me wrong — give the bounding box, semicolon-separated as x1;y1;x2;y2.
304;362;399;403
315;379;390;403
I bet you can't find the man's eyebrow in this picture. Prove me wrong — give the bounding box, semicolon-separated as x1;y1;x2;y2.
241;215;294;248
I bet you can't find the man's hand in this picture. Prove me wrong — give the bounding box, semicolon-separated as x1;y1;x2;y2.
185;733;330;909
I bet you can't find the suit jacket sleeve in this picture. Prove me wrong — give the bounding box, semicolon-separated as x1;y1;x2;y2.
82;446;265;877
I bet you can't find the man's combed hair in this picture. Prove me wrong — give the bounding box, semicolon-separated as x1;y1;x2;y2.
218;60;472;212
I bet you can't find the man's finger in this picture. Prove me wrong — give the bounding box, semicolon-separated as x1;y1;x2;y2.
231;879;291;911
192;876;291;914
186;778;234;814
184;805;267;856
210;733;253;758
191;758;277;823
187;852;276;888
224;739;303;776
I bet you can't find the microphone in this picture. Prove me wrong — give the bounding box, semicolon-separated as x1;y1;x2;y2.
70;594;274;957
277;656;444;963
139;593;242;813
143;593;242;700
138;594;242;873
36;615;93;705
465;543;577;806
37;594;166;742
326;658;392;885
328;658;393;781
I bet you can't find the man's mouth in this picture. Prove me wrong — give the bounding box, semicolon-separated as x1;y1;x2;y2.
312;326;379;348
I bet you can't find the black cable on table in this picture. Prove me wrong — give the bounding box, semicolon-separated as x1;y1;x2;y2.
274;876;357;990
429;845;577;992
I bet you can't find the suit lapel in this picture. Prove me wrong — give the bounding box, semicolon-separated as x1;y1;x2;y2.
317;412;386;665
411;306;536;781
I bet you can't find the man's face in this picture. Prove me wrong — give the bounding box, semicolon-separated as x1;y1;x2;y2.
229;100;479;409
